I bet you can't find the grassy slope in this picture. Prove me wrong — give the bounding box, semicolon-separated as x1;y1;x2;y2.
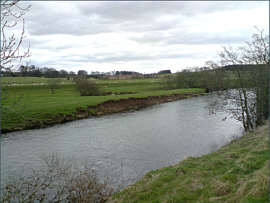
1;77;205;131
110;122;269;203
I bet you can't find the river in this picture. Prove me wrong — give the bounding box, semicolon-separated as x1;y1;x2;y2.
1;93;243;189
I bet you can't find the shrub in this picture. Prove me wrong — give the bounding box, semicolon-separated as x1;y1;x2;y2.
1;154;113;203
74;76;100;96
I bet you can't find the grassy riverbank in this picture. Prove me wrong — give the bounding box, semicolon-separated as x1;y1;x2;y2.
1;77;205;133
110;122;269;202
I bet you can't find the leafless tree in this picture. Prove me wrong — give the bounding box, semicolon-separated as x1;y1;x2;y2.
48;79;61;94
1;0;31;70
1;0;31;120
210;27;269;130
1;154;113;203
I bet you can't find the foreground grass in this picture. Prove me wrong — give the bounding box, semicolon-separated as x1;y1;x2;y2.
1;77;205;132
110;122;269;202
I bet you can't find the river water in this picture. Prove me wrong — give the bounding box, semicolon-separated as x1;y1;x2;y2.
1;94;243;189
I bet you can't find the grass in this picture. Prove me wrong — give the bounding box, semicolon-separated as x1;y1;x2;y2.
1;77;205;132
110;122;269;202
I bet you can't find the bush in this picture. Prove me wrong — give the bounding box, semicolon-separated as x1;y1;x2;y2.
74;76;100;96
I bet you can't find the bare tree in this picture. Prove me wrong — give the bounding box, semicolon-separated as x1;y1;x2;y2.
48;79;61;94
1;0;31;70
210;27;269;130
1;0;31;120
1;154;113;203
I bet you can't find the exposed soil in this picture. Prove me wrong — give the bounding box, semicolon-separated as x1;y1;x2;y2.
1;92;205;134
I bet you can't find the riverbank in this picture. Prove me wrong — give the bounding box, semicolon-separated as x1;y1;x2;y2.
1;90;205;134
110;122;269;202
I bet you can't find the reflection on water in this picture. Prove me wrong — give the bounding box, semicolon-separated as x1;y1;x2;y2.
1;94;243;188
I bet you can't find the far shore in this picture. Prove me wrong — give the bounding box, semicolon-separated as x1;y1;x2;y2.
2;90;206;134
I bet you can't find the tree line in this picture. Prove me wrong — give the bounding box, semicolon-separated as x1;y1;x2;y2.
162;63;267;92
1;66;150;79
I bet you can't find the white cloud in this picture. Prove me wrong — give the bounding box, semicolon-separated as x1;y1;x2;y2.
6;1;269;73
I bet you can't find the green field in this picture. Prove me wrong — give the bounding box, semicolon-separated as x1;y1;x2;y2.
110;122;269;202
1;77;205;132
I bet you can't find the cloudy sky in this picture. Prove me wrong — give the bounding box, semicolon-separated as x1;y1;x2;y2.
7;1;269;74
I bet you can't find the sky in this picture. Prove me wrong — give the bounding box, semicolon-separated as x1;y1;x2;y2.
5;1;269;74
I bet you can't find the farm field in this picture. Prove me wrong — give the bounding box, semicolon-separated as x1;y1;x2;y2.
1;76;205;133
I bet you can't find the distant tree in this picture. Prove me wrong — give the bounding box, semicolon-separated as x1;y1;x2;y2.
34;68;42;77
202;61;229;92
48;79;61;94
198;66;212;91
174;68;200;88
113;70;140;75
158;70;171;75
68;71;76;76
18;64;41;77
26;65;37;77
19;65;28;76
162;74;174;89
77;70;88;76
28;64;35;71
51;68;60;78
60;69;68;78
44;68;60;78
40;67;49;74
